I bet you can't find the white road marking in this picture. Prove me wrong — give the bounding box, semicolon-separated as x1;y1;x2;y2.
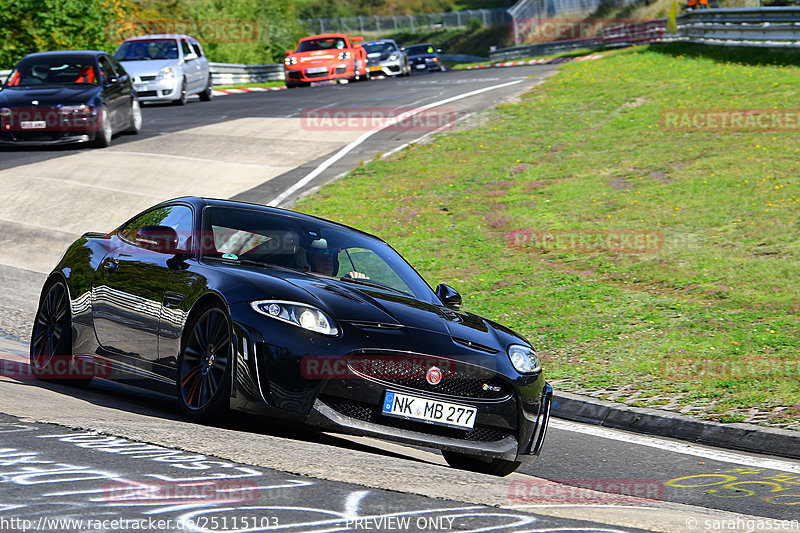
267;79;523;207
343;490;369;519
550;419;800;473
108;150;269;168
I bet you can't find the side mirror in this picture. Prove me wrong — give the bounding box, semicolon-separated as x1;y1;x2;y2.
437;48;443;53
400;47;406;51
435;283;462;310
184;52;198;61
105;76;118;85
136;225;180;254
286;49;294;56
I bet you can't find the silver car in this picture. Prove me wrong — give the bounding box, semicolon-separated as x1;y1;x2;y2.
114;34;212;105
363;39;410;78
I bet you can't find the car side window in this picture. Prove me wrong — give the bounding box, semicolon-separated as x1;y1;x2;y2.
192;42;205;57
109;57;127;78
120;205;194;250
98;57;116;81
181;40;193;58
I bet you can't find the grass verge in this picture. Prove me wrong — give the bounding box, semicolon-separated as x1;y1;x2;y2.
295;43;800;429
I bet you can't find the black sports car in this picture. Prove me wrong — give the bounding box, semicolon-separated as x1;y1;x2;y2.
31;197;551;476
405;43;446;73
0;51;141;147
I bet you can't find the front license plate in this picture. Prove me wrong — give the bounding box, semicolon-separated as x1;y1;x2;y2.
306;67;327;74
134;84;147;91
416;64;426;69
369;66;383;71
20;121;46;130
382;391;476;429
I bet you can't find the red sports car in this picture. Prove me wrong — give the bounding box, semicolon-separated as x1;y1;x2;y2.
284;34;368;88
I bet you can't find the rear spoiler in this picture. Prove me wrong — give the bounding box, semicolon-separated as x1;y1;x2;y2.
351;36;363;41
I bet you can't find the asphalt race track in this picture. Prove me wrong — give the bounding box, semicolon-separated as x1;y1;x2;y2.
1;66;799;532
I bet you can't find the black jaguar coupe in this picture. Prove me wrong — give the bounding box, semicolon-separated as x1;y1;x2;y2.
31;197;552;476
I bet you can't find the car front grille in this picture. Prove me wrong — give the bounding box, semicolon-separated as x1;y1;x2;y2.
322;397;511;442
136;90;157;97
305;70;328;78
140;75;157;81
347;354;511;400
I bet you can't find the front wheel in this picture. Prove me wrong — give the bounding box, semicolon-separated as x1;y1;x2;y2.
441;450;521;476
173;78;188;105
177;304;232;422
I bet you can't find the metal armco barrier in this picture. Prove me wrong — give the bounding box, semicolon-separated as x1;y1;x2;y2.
209;62;284;85
491;6;800;60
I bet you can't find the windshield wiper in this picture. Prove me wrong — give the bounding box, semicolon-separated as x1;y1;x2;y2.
205;256;299;272
338;276;410;296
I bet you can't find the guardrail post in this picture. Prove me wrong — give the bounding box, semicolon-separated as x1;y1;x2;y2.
319;18;324;33
376;15;380;32
457;11;462;27
359;15;364;33
409;14;415;33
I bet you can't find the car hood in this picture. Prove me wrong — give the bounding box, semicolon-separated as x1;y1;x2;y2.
222;264;526;351
118;59;177;78
0;85;101;107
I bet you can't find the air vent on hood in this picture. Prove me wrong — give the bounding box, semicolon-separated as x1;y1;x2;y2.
314;283;366;303
349;321;403;331
453;337;499;354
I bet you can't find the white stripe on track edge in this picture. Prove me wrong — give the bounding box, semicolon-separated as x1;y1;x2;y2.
267;79;523;207
550;418;800;473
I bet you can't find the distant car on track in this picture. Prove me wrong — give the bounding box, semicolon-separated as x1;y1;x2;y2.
31;197;552;476
363;39;411;77
405;43;446;72
0;50;141;147
284;34;368;88
114;34;212;105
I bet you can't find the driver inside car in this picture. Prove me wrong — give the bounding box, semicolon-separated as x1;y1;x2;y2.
303;239;368;279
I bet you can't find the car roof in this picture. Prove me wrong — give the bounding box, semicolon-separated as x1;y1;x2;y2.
162;197;382;241
123;34;198;42
22;51;106;60
300;33;349;41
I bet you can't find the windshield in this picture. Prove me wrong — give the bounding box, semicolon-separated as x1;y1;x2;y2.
201;207;435;302
406;45;435;56
115;39;179;61
363;42;397;54
4;57;98;88
296;38;346;52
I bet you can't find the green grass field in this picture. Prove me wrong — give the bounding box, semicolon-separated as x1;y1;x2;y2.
295;43;800;429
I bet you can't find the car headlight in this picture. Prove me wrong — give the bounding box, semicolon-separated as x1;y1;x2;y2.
388;54;398;61
337;51;351;60
59;105;91;115
284;56;298;66
0;108;10;117
251;300;338;336
156;67;175;81
508;344;540;373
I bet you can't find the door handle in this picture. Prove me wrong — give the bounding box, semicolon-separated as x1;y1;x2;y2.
164;292;185;308
104;259;119;274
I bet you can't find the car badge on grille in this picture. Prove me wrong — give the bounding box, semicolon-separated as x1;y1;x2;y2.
482;383;502;392
426;366;442;385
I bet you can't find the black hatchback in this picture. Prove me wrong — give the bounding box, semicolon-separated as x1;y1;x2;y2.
0;51;141;147
405;43;445;73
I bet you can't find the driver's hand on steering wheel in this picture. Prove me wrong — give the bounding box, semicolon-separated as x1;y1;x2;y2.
345;271;369;279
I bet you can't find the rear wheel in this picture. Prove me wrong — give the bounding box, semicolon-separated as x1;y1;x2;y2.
124;98;141;134
30;279;92;386
199;76;213;101
177;304;232;422
441;450;520;476
94;106;112;148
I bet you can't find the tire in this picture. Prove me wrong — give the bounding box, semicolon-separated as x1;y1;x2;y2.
124;98;142;134
199;76;213;101
29;279;92;387
441;450;521;477
177;303;232;422
94;106;112;148
173;78;187;105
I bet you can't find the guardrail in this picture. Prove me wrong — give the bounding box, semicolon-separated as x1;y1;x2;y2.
0;66;283;87
491;7;800;60
209;62;283;85
301;8;510;35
